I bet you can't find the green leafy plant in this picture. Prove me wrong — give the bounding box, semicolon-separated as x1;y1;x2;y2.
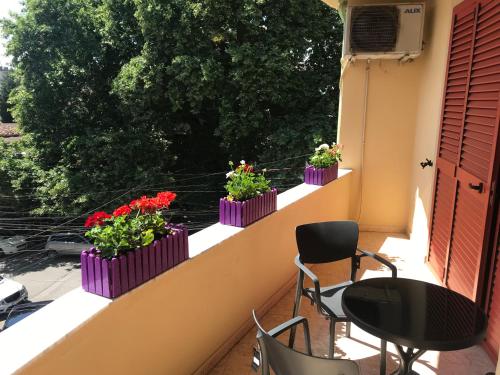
84;191;176;258
225;160;271;202
308;143;342;169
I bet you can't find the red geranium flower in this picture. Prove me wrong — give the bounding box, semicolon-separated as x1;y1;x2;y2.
156;191;176;208
130;195;157;214
236;164;254;173
113;205;132;217
129;191;176;213
85;211;112;227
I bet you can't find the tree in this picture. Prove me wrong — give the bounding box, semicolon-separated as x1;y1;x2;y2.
2;0;174;214
115;0;343;169
0;70;15;123
2;0;343;215
0;137;40;218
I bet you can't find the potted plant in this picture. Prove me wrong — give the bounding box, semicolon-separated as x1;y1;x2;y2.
304;143;342;186
81;191;188;298
219;160;277;227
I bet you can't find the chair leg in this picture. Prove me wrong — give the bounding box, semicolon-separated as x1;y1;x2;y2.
329;319;336;359
380;339;387;375
260;348;270;375
346;321;351;338
288;272;304;348
291;285;302;319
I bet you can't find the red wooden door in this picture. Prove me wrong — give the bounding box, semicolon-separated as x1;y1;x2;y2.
428;0;500;301
428;0;477;284
429;0;500;360
446;0;500;301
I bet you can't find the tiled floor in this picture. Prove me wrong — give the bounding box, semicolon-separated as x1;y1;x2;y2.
209;232;496;375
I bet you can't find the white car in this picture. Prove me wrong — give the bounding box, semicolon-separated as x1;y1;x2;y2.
0;275;28;314
0;236;28;256
45;233;91;255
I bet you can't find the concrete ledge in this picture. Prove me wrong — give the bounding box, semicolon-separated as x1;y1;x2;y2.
0;289;111;375
189;168;352;258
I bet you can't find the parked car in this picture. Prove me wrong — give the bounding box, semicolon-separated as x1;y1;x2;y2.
0;236;27;256
2;300;52;330
0;275;28;314
45;233;91;255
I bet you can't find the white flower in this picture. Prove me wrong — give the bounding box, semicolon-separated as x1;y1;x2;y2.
240;160;246;165
315;144;329;152
226;171;235;179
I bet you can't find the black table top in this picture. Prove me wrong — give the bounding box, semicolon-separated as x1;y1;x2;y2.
341;277;487;351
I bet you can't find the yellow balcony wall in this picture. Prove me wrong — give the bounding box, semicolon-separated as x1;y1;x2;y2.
0;172;353;375
334;0;463;259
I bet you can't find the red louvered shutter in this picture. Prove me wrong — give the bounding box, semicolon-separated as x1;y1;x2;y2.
428;1;476;281
429;0;500;300
479;2;500;358
429;0;500;361
447;0;500;301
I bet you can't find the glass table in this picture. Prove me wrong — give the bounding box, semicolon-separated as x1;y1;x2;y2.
341;277;487;375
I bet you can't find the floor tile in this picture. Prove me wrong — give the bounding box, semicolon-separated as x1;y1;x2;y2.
208;232;496;375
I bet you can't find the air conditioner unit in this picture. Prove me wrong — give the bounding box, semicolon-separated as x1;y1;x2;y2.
343;3;425;60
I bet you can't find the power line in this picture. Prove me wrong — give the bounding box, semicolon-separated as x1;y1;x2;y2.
0;153;309;249
17;181;150;242
0;156;308;198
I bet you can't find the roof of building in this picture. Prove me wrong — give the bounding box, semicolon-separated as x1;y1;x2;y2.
0;123;20;140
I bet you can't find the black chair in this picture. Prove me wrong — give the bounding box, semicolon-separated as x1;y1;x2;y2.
289;221;397;373
252;311;359;375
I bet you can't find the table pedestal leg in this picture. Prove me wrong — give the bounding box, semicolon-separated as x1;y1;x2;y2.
380;340;387;375
390;346;425;375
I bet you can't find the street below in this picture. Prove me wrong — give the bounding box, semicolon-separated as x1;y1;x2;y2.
0;251;81;326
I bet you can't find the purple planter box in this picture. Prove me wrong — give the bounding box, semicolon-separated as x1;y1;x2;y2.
219;188;277;227
81;225;189;299
304;163;338;186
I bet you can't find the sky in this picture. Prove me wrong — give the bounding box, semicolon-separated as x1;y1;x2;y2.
0;0;23;67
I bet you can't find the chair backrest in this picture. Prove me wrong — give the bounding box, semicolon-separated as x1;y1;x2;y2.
296;221;359;263
253;313;359;375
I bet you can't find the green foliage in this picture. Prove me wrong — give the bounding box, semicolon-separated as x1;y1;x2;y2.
118;0;344;168
85;213;167;258
1;0;343;216
0;137;42;214
86;215;138;258
0;140;17;205
0;70;15;122
308;143;342;169
225;161;271;201
1;0;173;215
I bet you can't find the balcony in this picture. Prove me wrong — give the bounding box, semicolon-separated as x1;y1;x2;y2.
0;1;499;373
0;171;495;375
